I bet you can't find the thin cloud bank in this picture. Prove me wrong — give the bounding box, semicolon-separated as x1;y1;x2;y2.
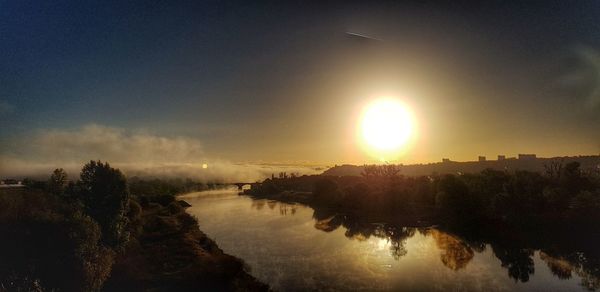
558;46;600;109
0;124;320;181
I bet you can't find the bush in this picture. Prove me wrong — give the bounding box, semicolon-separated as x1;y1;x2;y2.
0;191;114;292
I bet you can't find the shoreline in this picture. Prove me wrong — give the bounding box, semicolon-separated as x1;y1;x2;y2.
242;177;600;253
103;199;269;291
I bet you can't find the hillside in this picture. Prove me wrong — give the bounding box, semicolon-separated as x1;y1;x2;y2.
323;155;600;177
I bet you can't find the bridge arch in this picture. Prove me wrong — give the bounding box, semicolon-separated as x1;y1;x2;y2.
233;183;254;190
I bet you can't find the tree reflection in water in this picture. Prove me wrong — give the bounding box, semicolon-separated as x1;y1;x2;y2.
251;200;266;210
540;252;573;280
428;229;475;270
249;198;600;290
540;250;600;290
279;203;297;216
491;245;535;282
311;208;600;289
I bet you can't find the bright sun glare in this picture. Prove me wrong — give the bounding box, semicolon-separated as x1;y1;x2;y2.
360;98;415;158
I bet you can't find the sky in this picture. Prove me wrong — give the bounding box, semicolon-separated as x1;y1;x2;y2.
1;1;600;178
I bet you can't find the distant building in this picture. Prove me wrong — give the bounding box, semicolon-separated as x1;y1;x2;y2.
478;156;486;162
498;155;506;161
518;154;536;160
442;158;450;163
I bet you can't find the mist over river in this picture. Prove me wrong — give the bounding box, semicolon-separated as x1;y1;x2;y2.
181;190;595;291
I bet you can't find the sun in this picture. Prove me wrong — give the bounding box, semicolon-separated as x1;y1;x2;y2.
359;98;415;159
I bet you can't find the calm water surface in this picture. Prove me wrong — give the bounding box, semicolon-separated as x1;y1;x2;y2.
182;190;597;291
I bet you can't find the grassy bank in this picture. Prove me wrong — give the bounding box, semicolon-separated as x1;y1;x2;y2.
103;199;268;291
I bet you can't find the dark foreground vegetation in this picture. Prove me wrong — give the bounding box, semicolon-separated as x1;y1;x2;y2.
0;161;268;292
246;161;600;289
248;161;600;231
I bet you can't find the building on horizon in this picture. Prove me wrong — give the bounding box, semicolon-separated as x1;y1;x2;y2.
498;155;506;161
442;158;450;163
478;156;486;162
518;154;536;160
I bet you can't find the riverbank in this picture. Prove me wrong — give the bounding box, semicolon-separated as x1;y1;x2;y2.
243;172;600;253
103;200;269;291
244;188;437;228
190;188;600;291
0;186;268;291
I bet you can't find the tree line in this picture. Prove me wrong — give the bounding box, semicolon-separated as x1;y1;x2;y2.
0;161;210;291
248;161;600;231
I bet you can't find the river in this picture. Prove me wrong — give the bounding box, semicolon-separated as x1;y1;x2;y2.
181;189;598;291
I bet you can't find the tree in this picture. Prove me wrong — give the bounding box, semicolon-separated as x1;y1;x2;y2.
561;161;589;194
381;164;401;178
435;175;479;223
361;165;379;178
78;161;130;249
48;168;68;196
544;160;563;181
313;178;342;204
567;191;600;225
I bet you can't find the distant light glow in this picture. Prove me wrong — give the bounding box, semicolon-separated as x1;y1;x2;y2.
358;98;416;160
202;163;208;169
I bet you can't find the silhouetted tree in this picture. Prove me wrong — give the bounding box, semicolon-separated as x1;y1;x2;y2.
344;182;370;209
381;164;401;178
313;178;342;204
48;168;68;197
361;165;379;178
544;160;563;181
78;161;130;249
435;175;477;223
503;171;546;217
566;190;600;226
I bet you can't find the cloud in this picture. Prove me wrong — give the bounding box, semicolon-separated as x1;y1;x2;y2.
0;124;320;181
558;46;600;109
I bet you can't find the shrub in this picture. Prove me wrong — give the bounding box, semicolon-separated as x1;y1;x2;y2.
0;192;114;292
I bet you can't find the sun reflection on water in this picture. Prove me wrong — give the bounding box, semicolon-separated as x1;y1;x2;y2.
183;191;597;292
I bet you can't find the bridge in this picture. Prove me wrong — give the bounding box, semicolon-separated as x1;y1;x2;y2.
231;182;260;190
212;182;261;190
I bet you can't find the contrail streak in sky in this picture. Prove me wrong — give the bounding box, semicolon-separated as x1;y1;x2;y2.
345;31;384;42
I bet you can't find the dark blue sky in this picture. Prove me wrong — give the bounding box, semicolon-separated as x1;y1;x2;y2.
1;1;600;164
